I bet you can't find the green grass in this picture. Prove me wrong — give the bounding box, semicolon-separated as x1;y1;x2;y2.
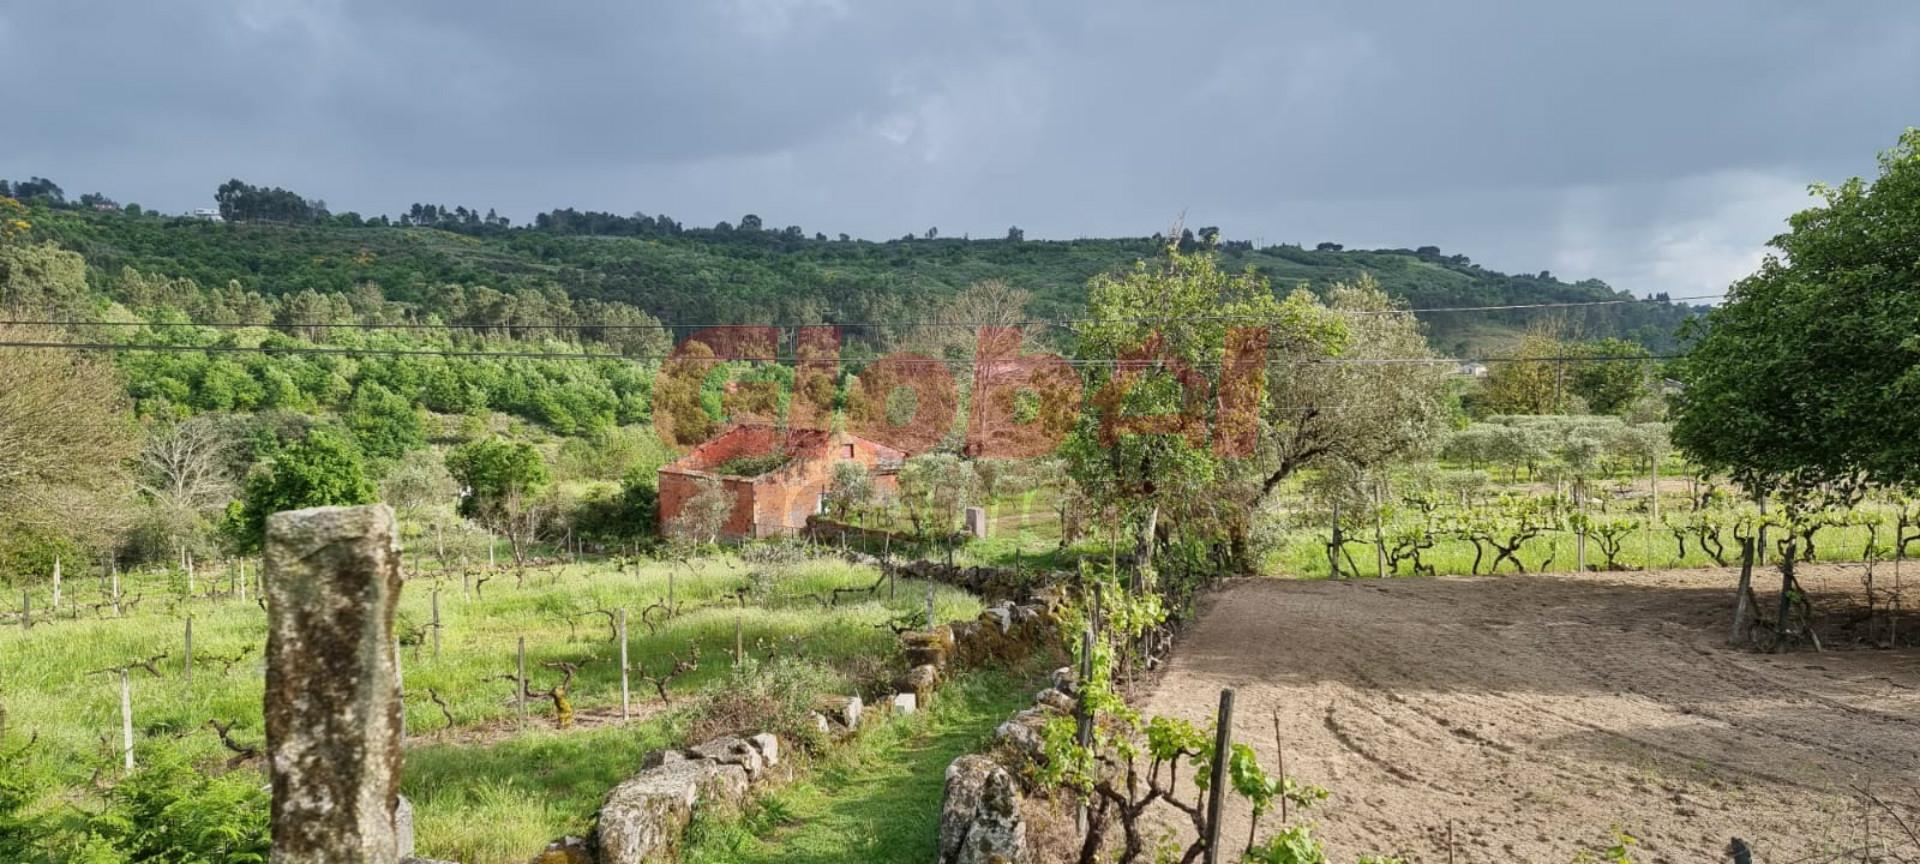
0;553;984;862
404;721;682;863
682;668;1036;864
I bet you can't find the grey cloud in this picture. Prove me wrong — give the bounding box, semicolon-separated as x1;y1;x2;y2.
3;0;1917;297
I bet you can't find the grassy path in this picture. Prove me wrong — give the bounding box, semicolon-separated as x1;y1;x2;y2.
685;670;1033;864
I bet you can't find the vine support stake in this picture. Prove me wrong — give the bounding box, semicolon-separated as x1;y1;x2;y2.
51;555;61;614
119;668;135;772
1075;618;1095;835
19;590;27;631
1645;453;1659;571
516;635;528;726
618;607;631;721
184;615;194;683
1204;687;1235;864
430;588;442;659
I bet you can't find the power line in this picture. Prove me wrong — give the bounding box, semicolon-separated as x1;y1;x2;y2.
0;338;1680;367
0;293;1717;334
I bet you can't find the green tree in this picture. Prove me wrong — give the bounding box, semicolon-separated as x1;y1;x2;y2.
1569;338;1655;416
1675;129;1920;491
345;381;426;461
1478;330;1568;415
446;437;551;563
826;460;875;520
229;427;378;552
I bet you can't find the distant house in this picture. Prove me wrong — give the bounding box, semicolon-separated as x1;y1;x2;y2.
191;208;223;221
1456;361;1490;378
657;423;904;539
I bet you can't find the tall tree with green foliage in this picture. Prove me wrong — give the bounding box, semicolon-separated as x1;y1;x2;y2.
1675;129;1920;492
229;427;378;552
446;437;551;564
1065;245;1339;569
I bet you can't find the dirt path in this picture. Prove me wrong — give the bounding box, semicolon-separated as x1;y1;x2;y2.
1139;567;1920;863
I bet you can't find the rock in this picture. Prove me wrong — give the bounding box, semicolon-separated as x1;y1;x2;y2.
263;504;406;861
1034;688;1076;715
689;736;765;780
1050;666;1077;694
596;759;750;864
900;664;941;706
812;695;862;730
395;795;415;858
994;708;1053;764
982;603;1015;634
939;754;1028;864
902;627;955;669
640;748;695;770
747;732;780;767
892;692;918;714
528;836;592;864
808;711;831;735
964;506;989;539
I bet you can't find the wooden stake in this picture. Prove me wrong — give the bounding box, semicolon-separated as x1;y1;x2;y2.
618;608;630;721
1203;688;1235;864
430;589;442;659
184;616;194;683
1645;454;1658;571
516;636;528;726
734;612;745;667
20;590;29;630
119;669;135;771
111;561;121;617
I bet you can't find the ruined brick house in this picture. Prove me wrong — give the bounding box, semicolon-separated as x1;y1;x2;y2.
657;423;905;539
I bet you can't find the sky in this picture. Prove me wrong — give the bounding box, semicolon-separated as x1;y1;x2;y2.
3;1;1918;299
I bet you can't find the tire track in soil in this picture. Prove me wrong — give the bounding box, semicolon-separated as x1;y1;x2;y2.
1136;569;1920;863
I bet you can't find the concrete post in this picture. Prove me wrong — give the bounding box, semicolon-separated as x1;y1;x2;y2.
264;504;405;864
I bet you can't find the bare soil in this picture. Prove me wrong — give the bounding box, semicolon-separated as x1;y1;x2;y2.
1139;566;1920;863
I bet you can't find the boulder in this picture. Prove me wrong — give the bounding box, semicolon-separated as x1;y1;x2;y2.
595;759;750;864
900;663;941;706
812;695;862;730
891;692;918;715
1034;688;1076;715
994;708;1054;764
639;747;695;770
808;711;831;735
939;754;1028;864
1050;666;1078;695
981;603;1015;634
689;736;766;781
747;732;780;768
902;626;955;669
395;795;415;859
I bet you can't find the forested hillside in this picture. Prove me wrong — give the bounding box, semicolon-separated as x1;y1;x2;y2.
19;186;1703;355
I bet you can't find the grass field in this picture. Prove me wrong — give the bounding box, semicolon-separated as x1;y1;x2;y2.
0;552;984;863
683;668;1037;864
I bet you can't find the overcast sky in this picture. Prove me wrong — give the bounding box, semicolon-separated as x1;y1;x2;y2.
4;1;1917;298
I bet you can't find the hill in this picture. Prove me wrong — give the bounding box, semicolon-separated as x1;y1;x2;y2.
26;203;1703;355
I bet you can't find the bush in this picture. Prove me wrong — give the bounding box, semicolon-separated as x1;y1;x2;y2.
681;656;844;752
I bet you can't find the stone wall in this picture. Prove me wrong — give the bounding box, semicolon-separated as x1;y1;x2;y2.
563;591;1063;864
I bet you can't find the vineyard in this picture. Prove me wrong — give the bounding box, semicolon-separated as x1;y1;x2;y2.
0;546;988;862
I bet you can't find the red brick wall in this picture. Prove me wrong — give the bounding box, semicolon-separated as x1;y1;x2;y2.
658;425;908;539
